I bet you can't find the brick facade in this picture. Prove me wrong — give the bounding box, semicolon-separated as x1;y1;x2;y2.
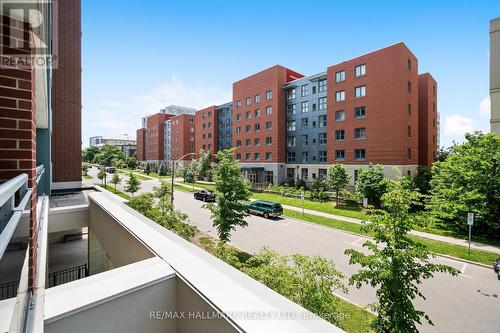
170;113;195;161
145;113;172;162
418;73;438;166
51;0;82;186
194;105;217;158
136;128;146;161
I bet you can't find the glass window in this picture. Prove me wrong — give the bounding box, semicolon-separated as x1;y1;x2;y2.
287;104;296;115
354;127;366;140
407;81;412;93
408;59;412;71
265;121;272;130
287;120;296;131
302;134;308;146
301;118;309;129
266;152;272;161
236;113;241;121
288;88;296;100
407;148;412;160
301;151;309;163
355;85;366;98
319;151;327;163
335;70;345;83
335;90;345;102
254;123;260;132
245;153;251;160
254;109;260;117
236;153;241;160
318;97;327;110
246;97;251;106
266;137;272;145
318;79;327;92
335;150;345;161
355;64;366;77
266;90;272;100
301;84;308;97
245;125;251;133
236;127;241;134
335;110;345;121
245;139;251;147
354;106;366;119
236;100;241;107
407;103;412;116
287;136;295;147
319;115;327;127
287;152;296;163
254;153;260;161
335;129;345;141
355;149;366;160
266;106;272;115
301;101;309;113
319;133;327;145
246;111;251;119
318;168;327;177
236;140;241;147
254;138;260;146
255;94;260;103
312;86;317;94
407;125;411;137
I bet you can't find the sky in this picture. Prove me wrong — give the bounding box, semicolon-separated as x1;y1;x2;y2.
82;0;499;148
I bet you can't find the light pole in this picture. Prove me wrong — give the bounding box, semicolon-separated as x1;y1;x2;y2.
171;152;195;206
100;156;113;189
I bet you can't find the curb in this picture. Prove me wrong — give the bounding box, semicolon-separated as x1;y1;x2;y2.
435;253;493;269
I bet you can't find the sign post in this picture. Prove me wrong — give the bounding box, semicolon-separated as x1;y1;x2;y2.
467;212;474;255
301;191;305;216
363;197;368;208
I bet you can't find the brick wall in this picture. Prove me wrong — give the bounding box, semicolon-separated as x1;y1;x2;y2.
171;114;195;160
194;106;217;158
136;128;146;161
145;113;173;161
418;73;438;166
51;0;82;185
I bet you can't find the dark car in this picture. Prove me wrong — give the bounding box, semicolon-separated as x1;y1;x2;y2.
194;189;216;202
105;167;116;174
494;258;500;280
245;200;283;219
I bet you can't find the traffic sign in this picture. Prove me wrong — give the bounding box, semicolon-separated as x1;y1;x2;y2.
467;212;474;226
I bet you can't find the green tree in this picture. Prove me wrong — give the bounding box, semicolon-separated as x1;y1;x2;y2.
158;162;168;176
183;160;199;183
345;178;459;333
126;156;138;169
204;148;251;242
82;146;100;163
326;164;350;205
125;172;141;196
355;164;387;207
197;149;211;180
153;179;172;214
429;132;500;235
93;144;125;166
144;162;151;175
97;168;107;186
109;173;122;192
243;248;347;325
82;163;90;176
309;176;329;202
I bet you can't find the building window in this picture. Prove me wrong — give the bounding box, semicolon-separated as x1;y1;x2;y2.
246;111;251;119
254;109;260;117
433;118;436;127
355;64;366;77
236;113;241;121
317;97;326;111
335;70;345;83
288;88;296;100
408;58;412;71
208;122;212;128
202;123;206;129
202;134;206;139
265;152;272;161
355;85;366;98
335;110;345;122
302;134;309;146
407;104;412;116
433;135;436;144
287;152;296;163
255;94;260;103
236;153;241;160
302;151;309;163
245;125;251;133
407;125;412;138
312;103;317;111
254;153;260;161
355;149;366;160
312;86;317;94
208;133;212;138
266;137;272;145
335;129;345;141
301;118;309;130
246;97;251;106
301;84;308;97
301;101;309;113
354;127;366;140
245;153;251;161
287;104;296;115
318;79;327;92
335;90;345;102
407;148;412;160
265;121;272;131
254;123;261;132
354;106;366;119
319;133;327;145
266;90;272;100
236;100;241;107
287;120;296;131
318;115;327;127
407;81;412;93
254;138;260;146
245;139;251;147
287;136;296;147
319;151;327;163
335;150;345;161
318;168;327;178
236;140;241;147
433;102;436;113
266;106;272;115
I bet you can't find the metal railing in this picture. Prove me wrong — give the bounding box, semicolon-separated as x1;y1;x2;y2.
48;263;88;288
0;280;20;300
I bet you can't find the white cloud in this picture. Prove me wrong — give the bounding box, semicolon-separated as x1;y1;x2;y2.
83;76;231;146
443;114;476;145
479;96;490;117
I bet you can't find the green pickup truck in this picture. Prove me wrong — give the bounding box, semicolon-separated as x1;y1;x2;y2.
245;200;283;219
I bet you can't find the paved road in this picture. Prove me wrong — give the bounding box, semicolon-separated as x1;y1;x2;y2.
85;167;500;332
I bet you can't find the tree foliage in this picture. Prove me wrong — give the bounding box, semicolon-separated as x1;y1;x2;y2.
309;176;329;201
158;162;168;176
204;148;251;242
153;179;172;214
345;178;459;332
82;146;100;163
125;172;141;196
428;132;499;235
412;166;432;196
97;168;107;185
126;156;138;169
183;160;199;183
109;173;121;191
355;164;387;207
144;162;151;175
93;144;125;166
82;163;90;176
326;164;350;205
197;149;212;180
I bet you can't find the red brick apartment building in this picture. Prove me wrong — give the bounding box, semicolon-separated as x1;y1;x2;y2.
145;113;173;163
418;73;438;166
136;127;146;161
194;105;217;158
170;113;195;164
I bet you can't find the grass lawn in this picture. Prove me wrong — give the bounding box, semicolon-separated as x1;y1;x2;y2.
95;183;131;200
117;169;152;181
82;174;92;179
415;224;500;248
284;209;498;266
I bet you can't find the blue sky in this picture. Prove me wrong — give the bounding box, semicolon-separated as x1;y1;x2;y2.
82;0;499;147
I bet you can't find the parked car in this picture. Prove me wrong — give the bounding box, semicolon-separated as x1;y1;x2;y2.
194;189;216;202
105;167;116;174
245;200;283;219
494;258;500;280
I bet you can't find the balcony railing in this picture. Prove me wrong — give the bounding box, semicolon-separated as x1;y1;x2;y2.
0;280;20;300
48;263;89;288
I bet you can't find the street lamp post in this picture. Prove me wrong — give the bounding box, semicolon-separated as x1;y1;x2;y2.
171;152;195;207
100;156;113;189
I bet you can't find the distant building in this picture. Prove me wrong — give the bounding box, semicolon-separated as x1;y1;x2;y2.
490;17;500;134
89;134;136;157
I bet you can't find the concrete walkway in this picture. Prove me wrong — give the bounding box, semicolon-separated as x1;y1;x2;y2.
172;181;500;255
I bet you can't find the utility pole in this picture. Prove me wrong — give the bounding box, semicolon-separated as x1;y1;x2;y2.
171;153;195;207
